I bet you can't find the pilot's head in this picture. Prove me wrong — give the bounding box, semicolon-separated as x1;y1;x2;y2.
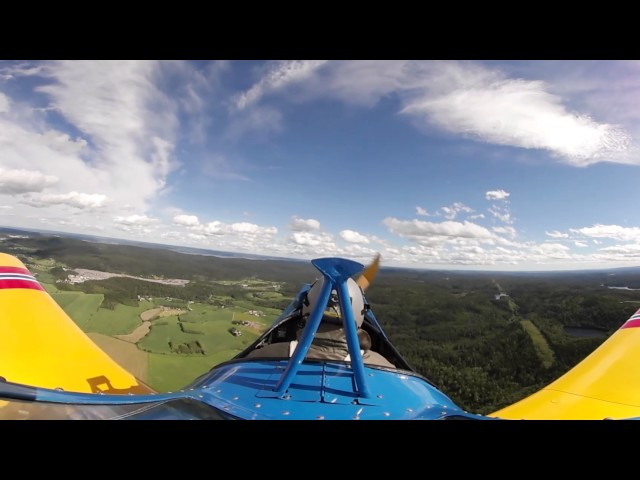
302;277;365;328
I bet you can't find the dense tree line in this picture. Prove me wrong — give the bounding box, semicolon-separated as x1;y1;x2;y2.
56;276;253;310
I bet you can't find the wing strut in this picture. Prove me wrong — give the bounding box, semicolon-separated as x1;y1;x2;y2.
274;257;371;399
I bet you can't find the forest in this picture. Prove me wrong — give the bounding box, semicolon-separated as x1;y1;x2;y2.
3;228;640;415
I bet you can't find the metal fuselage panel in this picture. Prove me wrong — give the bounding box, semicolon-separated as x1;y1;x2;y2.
192;360;479;420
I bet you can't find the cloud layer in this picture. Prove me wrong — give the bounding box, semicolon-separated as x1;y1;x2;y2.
2;60;640;271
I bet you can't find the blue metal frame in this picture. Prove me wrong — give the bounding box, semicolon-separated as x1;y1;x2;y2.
275;257;370;398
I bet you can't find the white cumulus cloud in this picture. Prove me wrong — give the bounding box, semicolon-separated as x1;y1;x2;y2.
0;168;58;195
29;191;108;209
114;214;158;226
289;216;321;232
546;230;569;238
486;189;510;201
340;229;370;244
173;214;200;227
572;224;640;242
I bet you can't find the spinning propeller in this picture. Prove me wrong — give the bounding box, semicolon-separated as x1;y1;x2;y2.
355;253;381;292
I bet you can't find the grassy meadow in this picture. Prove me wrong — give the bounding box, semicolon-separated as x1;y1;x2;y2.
50;292;104;330
89;302;152;335
38;276;277;393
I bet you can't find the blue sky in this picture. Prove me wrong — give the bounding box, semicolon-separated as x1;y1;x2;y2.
1;60;639;271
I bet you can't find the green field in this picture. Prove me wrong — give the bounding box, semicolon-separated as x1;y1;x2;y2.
141;306;266;391
88;302;153;335
183;303;232;322
51;292;104;330
88;332;149;382
47;286;156;335
138;309;261;355
30;270;57;286
520;319;555;368
148;352;237;392
44;282;272;392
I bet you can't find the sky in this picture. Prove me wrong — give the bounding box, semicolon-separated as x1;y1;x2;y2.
1;59;640;271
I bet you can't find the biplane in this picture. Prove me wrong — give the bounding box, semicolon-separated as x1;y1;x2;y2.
2;251;640;420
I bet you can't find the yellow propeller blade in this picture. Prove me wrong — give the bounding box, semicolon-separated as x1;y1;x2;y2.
355;253;381;291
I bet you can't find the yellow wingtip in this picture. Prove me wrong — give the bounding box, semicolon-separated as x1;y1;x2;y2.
0;252;27;268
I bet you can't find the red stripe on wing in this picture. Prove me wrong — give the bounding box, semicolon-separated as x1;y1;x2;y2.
621;308;640;329
0;266;32;275
621;318;640;329
0;278;45;291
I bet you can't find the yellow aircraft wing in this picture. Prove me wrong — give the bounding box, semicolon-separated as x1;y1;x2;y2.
0;253;152;394
491;309;640;420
